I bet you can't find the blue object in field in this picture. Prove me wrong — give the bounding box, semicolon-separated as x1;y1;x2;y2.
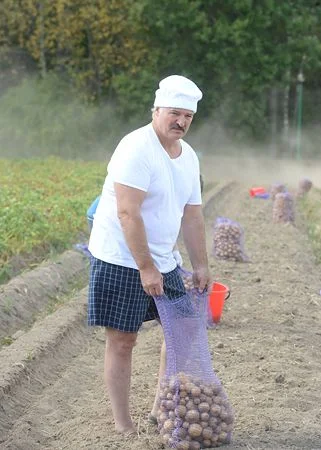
87;195;101;220
87;195;101;232
254;192;270;199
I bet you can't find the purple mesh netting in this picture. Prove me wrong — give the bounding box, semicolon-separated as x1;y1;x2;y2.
179;266;195;292
297;178;313;197
212;217;248;263
272;192;295;223
178;266;216;329
154;290;234;449
73;243;92;258
269;183;287;200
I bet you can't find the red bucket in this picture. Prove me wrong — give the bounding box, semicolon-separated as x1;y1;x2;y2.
208;282;230;323
249;187;266;197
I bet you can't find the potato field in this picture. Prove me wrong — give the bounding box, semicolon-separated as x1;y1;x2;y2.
0;158;321;450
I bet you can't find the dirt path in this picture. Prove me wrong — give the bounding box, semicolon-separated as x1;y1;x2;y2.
0;250;89;341
1;182;321;450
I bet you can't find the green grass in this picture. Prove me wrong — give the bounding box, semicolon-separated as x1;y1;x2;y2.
0;336;14;347
298;188;321;263
0;157;107;280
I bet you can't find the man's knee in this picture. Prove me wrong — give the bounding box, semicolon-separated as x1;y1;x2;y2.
106;328;137;355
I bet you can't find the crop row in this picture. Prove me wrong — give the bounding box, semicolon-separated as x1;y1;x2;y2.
0;157;106;281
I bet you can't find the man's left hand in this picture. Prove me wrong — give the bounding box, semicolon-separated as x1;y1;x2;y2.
192;266;212;293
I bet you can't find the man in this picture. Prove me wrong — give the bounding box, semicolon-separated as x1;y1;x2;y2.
86;175;204;233
87;194;183;265
86;174;204;264
88;74;211;435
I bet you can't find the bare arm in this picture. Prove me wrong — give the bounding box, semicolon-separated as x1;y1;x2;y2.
181;204;211;291
114;182;163;296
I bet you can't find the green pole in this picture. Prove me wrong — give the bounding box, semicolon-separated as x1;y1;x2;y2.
296;78;304;160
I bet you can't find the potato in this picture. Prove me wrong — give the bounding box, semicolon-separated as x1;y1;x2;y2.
176;440;190;450
198;402;210;413
188;423;203;438
176;427;187;439
186;400;195;410
163;419;174;432
220;421;228;432
175;405;187;417
200;412;209;422
189;442;201;450
210;405;221;417
208;416;218;428
191;386;201;397
202;426;213;439
186;409;200;423
158;411;168;423
218;431;229;443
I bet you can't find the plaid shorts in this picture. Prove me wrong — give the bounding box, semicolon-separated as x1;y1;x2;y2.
88;257;186;332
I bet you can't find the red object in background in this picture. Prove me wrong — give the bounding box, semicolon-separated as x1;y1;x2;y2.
249;187;266;197
208;282;230;323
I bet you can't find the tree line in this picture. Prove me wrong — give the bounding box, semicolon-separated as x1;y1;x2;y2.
1;0;321;150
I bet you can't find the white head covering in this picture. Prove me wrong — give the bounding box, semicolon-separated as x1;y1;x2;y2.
154;75;203;113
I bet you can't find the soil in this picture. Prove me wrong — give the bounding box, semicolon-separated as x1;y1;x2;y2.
1;180;321;450
0;250;89;341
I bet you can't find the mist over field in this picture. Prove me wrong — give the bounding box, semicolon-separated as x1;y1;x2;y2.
0;72;319;199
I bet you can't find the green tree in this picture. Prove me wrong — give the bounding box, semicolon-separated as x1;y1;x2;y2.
1;0;321;144
117;0;321;141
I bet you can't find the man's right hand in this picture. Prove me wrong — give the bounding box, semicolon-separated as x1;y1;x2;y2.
139;266;164;297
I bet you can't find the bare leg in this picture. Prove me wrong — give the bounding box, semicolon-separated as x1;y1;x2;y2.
150;339;166;418
104;327;137;433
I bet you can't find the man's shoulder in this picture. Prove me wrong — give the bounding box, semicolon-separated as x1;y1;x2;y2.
181;139;198;159
121;123;152;145
108;123;154;169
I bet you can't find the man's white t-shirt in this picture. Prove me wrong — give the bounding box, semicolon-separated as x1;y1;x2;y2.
89;123;202;273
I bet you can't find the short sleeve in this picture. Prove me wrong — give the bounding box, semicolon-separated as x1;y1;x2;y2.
107;138;151;192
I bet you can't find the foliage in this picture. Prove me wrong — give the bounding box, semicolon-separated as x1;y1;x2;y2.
0;0;321;143
0;157;106;272
127;0;321;139
0;0;148;97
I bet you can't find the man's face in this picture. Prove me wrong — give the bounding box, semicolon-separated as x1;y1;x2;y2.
154;107;194;140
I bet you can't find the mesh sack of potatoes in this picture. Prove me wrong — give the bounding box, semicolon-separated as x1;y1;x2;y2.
272;192;295;223
154;290;234;449
297;178;313;197
212;217;248;262
269;183;287;200
177;266;216;329
178;266;194;292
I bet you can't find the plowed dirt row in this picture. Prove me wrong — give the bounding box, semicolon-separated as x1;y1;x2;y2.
0;251;89;341
1;182;321;450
